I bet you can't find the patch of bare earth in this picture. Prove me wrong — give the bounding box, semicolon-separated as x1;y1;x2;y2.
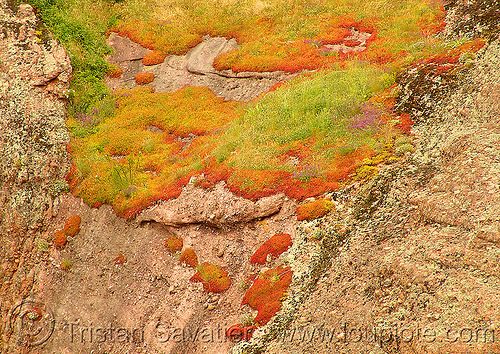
33;183;297;353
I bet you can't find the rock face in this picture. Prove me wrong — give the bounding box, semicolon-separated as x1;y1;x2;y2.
0;1;71;228
0;4;72;91
105;34;298;101
107;31;152;62
185;36;239;75
30;39;72;87
3;1;500;354
26;190;298;354
137;182;286;227
257;35;500;354
0;0;71;349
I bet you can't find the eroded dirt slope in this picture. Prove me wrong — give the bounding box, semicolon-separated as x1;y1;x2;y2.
32;188;297;354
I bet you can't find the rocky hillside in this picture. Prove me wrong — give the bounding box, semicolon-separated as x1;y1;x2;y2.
262;36;500;354
1;0;500;354
0;0;71;349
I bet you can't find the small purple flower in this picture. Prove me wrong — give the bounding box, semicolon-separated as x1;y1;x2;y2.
157;20;172;27
317;47;335;56
304;39;323;47
76;110;101;128
292;164;320;181
347;103;384;135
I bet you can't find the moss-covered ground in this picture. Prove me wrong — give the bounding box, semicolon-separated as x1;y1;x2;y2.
26;0;485;217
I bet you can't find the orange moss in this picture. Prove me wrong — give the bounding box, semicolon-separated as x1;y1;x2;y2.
357;46;395;65
114;86;240;136
227;169;290;201
397;113;414;134
417;4;446;36
423;38;486;67
165;236;183;253
266;82;285;93
315;16;376;50
68;76;379;218
344;39;362;47
180;248;198;267
336;16;377;34
157;173;193;201
190;262;231;293
242;265;292;325
113;191;154;220
226;169;337;202
65;163;80;191
279;140;313;161
134;72;155;85
214;39;327;73
114;253;127;265
63;215;81;236
107;64;123;78
108;1;455;76
296;199;334;221
195;178;215;190
227;170;281;200
142;50;167;66
325;147;374;182
202;159;233;185
114;27;155;50
457;38;486;53
53;230;67;248
317;27;351;45
250;233;292;265
115;173;196;219
67;86;242;219
286;179;339;201
211;15;382;74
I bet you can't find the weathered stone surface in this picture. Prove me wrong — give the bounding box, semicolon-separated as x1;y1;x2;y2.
185;36;238;75
31;39;72;86
0;0;71;349
105;34;299;101
0;3;72;90
106;32;152;63
0;0;70;230
137;182;286;227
